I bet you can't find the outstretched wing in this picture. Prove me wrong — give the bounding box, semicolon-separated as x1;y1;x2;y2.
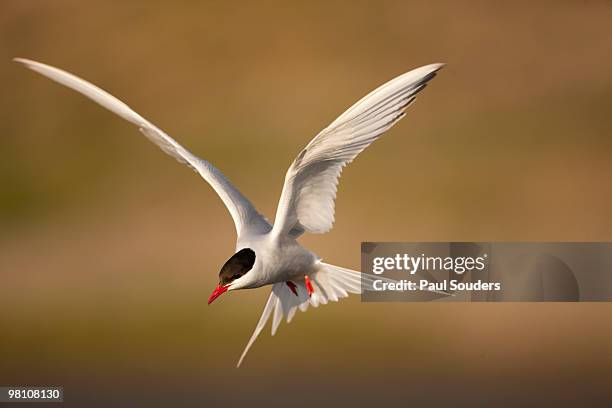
272;64;443;238
15;58;271;237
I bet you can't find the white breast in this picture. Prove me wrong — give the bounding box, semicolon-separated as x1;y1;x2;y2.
235;233;318;288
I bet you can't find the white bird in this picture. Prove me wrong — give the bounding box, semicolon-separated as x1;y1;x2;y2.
15;57;443;367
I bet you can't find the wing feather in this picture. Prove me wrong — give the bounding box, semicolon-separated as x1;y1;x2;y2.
14;57;270;237
272;64;443;237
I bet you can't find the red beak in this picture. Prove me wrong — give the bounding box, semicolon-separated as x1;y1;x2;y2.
208;284;229;305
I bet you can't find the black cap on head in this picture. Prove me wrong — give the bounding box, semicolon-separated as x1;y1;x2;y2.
219;248;256;285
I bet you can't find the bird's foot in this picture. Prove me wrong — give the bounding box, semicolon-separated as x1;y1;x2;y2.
305;275;314;297
286;281;298;296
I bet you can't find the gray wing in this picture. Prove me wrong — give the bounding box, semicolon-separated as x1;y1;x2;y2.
272;63;443;238
15;58;271;237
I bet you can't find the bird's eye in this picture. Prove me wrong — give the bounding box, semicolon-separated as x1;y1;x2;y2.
231;274;242;281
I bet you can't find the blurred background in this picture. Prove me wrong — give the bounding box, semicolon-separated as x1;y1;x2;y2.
1;0;612;406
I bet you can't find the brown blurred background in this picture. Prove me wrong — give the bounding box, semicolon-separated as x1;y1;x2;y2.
1;1;612;406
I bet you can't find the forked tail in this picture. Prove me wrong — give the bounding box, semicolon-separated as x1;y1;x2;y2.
237;261;444;367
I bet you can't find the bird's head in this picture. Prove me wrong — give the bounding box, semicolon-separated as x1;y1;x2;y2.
208;248;256;305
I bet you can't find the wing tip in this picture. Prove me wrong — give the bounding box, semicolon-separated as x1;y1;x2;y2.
414;63;446;80
13;57;45;70
13;57;60;78
13;57;31;66
428;62;446;72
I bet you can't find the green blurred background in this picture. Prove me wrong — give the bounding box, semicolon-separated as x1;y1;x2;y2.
1;1;612;406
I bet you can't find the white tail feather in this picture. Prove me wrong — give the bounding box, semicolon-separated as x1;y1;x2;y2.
236;262;406;367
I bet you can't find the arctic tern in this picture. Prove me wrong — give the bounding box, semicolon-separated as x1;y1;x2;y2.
15;57;443;366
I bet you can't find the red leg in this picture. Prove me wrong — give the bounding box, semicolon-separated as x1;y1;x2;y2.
286;281;298;296
305;275;314;297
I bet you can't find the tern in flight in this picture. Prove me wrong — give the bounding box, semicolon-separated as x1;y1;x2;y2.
15;58;443;366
